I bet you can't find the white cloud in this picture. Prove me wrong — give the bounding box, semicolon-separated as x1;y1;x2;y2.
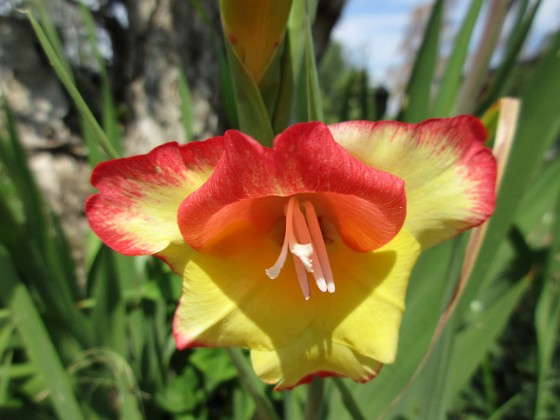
332;0;560;81
528;0;560;52
331;0;429;81
332;11;413;80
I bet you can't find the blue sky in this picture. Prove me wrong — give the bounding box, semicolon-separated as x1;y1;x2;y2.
332;0;560;82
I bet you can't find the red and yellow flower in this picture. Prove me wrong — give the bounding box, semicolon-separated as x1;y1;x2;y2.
86;117;496;389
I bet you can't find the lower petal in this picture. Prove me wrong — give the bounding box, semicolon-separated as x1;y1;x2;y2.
250;228;420;389
251;337;383;390
171;220;420;389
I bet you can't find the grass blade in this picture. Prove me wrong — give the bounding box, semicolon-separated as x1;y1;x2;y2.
0;248;84;420
25;9;118;159
534;185;560;419
455;0;512;114
178;68;195;142
79;2;123;155
226;349;279;420
304;2;323;122
332;378;367;420
431;0;484;117
476;0;542;114
224;40;275;146
457;29;560;319
399;0;444;122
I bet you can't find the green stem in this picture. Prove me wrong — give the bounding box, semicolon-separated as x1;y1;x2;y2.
332;377;367;420
226;349;279;420
303;377;324;420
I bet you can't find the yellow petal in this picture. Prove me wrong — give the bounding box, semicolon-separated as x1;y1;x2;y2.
171;228;315;350
170;219;420;387
252;228;420;389
251;338;383;390
324;228;420;362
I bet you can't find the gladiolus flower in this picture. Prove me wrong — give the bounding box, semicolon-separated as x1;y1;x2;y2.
86;117;496;389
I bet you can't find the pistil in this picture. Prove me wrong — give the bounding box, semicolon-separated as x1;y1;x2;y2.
265;196;335;300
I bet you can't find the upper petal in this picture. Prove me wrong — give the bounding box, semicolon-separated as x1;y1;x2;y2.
86;139;225;255
329;116;497;249
178;122;406;252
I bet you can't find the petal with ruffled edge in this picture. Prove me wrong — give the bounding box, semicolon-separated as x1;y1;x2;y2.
86;139;224;255
251;341;382;391
178;122;407;253
169;222;420;388
329;116;496;249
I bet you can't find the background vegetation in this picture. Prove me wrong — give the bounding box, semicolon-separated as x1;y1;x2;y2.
0;0;559;418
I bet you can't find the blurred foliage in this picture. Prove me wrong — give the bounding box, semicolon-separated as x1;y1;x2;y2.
319;42;388;123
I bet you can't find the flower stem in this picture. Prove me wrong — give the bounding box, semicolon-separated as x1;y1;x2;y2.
226;348;280;420
303;376;324;420
332;377;367;420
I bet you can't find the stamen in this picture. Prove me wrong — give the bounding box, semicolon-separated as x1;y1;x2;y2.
293;256;311;300
264;197;296;279
303;201;335;293
290;203;314;272
265;196;336;299
292;200;330;292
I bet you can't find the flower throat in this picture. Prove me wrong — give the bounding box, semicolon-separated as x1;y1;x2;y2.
265;196;335;300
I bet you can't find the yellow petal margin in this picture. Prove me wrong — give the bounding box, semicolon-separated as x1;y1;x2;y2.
329;117;496;249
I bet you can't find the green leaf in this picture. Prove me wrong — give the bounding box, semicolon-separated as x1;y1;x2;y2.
223;39;275;146
271;37;296;133
190;348;237;393
178;69;195;142
476;0;542;114
71;348;143;419
534;183;560;419
303;5;323;122
0;248;84;420
399;0;443;122
288;0;320;124
431;0;484;117
448;275;530;400
227;349;279;420
0;98;91;345
455;0;512;114
457;29;560;319
88;246;127;356
332;378;367;420
79;2;123;155
0;325;15;405
25;10;118;159
516;158;560;240
155;367;203;413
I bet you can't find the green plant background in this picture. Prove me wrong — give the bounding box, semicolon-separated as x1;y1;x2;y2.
1;0;559;419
